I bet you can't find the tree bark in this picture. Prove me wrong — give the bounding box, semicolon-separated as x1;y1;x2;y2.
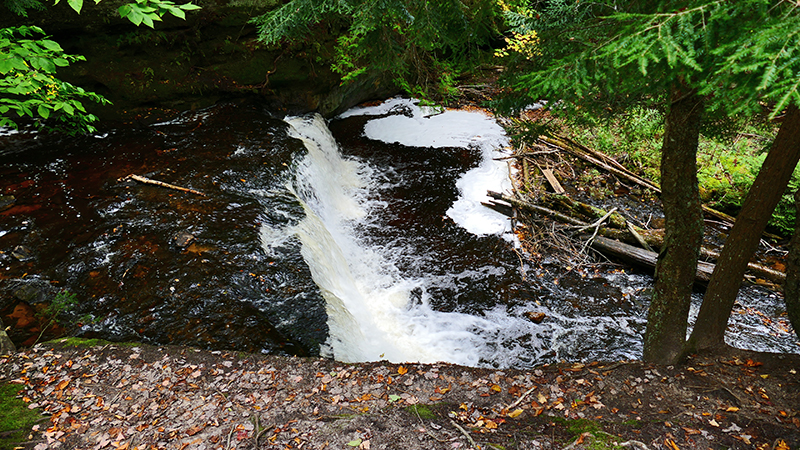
688;105;800;352
783;189;800;342
642;87;705;364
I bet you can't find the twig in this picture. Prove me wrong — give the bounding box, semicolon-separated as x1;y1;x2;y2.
226;425;235;450
449;419;479;450
252;415;271;448
119;174;206;196
569;207;619;232
626;221;654;252
506;385;537;410
578;207;618;255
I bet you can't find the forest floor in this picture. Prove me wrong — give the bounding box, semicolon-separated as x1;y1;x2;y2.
0;339;798;450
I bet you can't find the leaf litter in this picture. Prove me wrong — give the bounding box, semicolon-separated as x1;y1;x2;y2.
0;340;798;449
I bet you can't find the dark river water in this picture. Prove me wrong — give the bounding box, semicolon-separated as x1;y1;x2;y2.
1;99;797;368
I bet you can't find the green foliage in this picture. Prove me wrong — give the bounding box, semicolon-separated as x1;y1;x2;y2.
116;0;201;28
251;0;506;102
1;0;200;134
33;289;89;345
0;26;109;134
0;383;44;450
2;0;45;16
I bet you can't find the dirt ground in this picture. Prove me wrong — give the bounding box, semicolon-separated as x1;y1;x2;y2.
0;339;798;450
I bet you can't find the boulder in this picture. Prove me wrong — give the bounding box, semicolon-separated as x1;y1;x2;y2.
0;317;17;354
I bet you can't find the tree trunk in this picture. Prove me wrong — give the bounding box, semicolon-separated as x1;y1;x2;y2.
784;189;800;342
641;87;705;364
688;105;800;352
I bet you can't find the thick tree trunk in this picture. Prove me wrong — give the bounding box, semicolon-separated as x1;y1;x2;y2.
688;105;800;352
784;189;800;342
642;87;705;364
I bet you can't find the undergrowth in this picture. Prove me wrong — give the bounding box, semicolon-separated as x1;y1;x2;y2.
537;107;797;236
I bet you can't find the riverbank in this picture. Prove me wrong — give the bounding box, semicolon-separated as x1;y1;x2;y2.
1;339;798;449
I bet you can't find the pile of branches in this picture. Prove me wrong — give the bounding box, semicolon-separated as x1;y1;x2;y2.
486;134;785;286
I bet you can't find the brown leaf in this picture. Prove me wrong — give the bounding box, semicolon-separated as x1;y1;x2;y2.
56;379;70;391
186;425;203;436
775;440;790;450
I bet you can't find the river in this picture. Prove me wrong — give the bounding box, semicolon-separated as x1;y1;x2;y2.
0;98;797;368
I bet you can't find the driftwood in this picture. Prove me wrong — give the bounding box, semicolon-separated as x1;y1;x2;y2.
541;168;566;194
119;174;206;196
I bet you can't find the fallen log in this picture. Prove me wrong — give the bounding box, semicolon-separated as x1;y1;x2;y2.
119;174;206;196
588;235;715;283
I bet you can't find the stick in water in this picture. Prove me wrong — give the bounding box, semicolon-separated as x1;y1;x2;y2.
119;174;206;196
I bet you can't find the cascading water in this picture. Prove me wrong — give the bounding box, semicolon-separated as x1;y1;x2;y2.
271;112;517;365
1;99;796;368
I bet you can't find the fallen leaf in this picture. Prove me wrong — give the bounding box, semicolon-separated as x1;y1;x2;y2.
665;438;680;450
347;439;363;447
484;420;498;429
388;394;401;403
508;409;523;418
397;367;408;375
186;425;203;436
709;419;720;427
775;439;790;450
726;407;740;412
491;384;501;393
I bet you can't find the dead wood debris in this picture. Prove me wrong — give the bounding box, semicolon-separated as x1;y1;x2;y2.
119;174;206;197
485;135;787;284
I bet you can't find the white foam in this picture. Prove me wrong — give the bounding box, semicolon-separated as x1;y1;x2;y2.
347;98;514;237
280;111;543;366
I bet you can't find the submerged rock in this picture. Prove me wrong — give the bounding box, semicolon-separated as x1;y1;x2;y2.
170;231;196;249
0;194;15;212
524;311;546;323
11;245;33;261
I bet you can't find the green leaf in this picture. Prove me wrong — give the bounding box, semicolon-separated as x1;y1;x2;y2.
169;7;185;19
40;40;63;52
128;8;145;25
346;439;362;447
0;58;14;74
178;3;200;10
141;13;155;28
67;0;83;13
62;102;74;115
388;394;401;403
119;3;132;18
37;104;50;119
30;57;56;73
53;58;70;67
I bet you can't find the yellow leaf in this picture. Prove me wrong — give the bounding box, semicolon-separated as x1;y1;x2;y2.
491;384;502;392
665;438;680;450
726;407;740;412
508;409;524;418
397;366;408;375
484;420;498;429
775;439;790;450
